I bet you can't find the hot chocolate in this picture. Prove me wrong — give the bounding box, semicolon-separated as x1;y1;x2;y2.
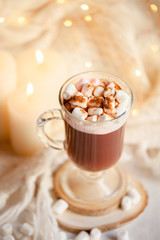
65;122;125;171
62;77;129;171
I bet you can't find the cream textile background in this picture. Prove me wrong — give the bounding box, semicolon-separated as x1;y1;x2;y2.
0;0;160;239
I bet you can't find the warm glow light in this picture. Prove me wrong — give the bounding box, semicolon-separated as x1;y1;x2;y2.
0;17;5;23
27;83;34;96
135;69;141;76
131;109;139;117
64;20;72;27
35;49;44;65
84;15;92;21
150;4;158;12
151;44;159;53
81;4;89;11
57;0;65;3
17;16;26;24
85;61;92;68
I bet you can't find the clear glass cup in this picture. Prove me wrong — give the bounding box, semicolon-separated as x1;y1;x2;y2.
37;71;133;214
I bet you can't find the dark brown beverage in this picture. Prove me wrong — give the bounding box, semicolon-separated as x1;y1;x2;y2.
65;121;125;172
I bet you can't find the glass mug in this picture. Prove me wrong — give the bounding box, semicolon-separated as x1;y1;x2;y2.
37;71;133;211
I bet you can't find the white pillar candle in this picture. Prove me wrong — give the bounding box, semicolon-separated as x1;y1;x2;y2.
0;51;17;141
16;49;67;108
7;83;54;156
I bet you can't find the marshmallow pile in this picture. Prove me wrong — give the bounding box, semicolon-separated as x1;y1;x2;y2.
63;78;129;122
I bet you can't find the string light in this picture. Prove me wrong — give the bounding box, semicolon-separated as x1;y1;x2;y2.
0;17;5;23
57;0;65;3
85;61;92;68
81;4;89;11
35;49;44;65
150;4;158;13
64;20;72;27
151;44;159;53
131;109;139;117
26;83;34;96
84;15;92;21
135;69;141;76
17;16;26;25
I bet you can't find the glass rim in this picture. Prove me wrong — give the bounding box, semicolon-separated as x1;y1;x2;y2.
59;71;133;125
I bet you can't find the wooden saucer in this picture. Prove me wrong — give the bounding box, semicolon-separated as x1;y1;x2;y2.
54;161;128;215
53;163;148;233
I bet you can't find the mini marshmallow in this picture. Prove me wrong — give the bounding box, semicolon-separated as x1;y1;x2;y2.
121;196;132;210
90;78;101;86
63;84;77;100
127;188;141;205
98;113;113;122
69;94;88;108
59;231;67;240
3;236;15;240
88;107;103;116
75;231;90;240
90;228;101;240
1;224;13;235
103;107;116;116
103;87;115;97
76;79;89;91
19;223;34;236
53;199;69;215
116;104;126;117
72;107;88;120
107;81;115;88
86;115;98;122
103;97;115;109
117;229;129;240
88;96;103;108
81;83;94;97
115;90;129;107
93;86;104;96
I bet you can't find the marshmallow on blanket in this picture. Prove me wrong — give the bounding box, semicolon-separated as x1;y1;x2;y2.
90;228;101;240
74;231;90;240
121;196;132;210
53;199;69;215
127;188;141;204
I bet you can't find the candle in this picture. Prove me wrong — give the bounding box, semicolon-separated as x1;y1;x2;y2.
7;83;60;156
0;51;17;141
16;49;67;108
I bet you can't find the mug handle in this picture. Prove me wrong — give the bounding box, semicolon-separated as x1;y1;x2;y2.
37;109;64;150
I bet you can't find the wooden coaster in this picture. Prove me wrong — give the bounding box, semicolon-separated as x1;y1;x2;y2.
54;172;148;233
54;161;128;215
